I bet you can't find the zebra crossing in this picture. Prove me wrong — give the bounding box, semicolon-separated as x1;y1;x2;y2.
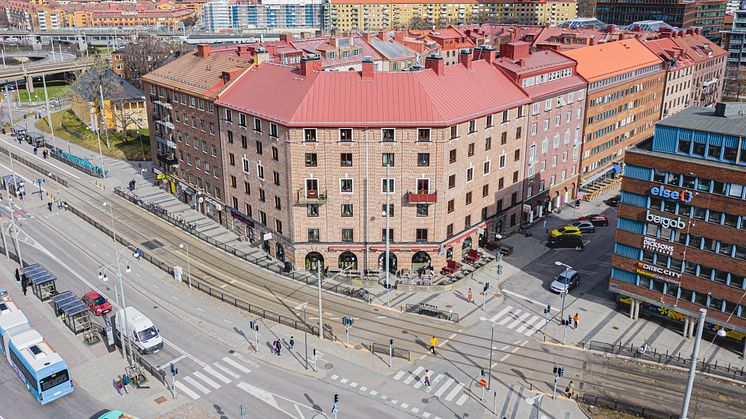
489;305;547;337
393;366;471;406
174;352;257;400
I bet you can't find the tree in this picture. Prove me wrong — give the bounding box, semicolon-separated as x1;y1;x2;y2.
121;33;193;90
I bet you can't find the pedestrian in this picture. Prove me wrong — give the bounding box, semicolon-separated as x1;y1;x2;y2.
543;219;548;233
42;149;47;159
424;369;431;387
33;147;37;155
47;201;52;212
572;313;580;329
21;277;28;296
15;268;20;282
429;336;438;355
289;336;295;350
467;288;473;303
276;340;281;356
115;376;123;397
566;380;575;399
122;374;130;394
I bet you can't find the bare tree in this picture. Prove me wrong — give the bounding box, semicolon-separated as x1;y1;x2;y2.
122;33;193;90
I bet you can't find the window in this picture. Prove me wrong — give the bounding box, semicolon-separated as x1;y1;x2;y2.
339;128;353;142
465;215;472;228
382;178;395;193
465;191;472;205
239;113;247;127
514;149;520;161
272;147;279;161
273;171;280;186
416;229;428;242
382;128;395;142
499;154;506;168
305;153;317;167
501;132;508;144
242;157;250;173
468;143;475;157
447;199;455;213
307;204;319;217
502;110;509;123
482;184;489;197
225;109;232;122
256;141;263;155
342;229;354;242
512;171;519;183
486;114;493;127
382;203;394;217
448;175;456;189
466;167;474;182
304;128;317;142
469;120;476;133
257;164;264;180
229;153;236;166
341;204;353;217
449;149;457;163
269;123;278;138
416;204;429;217
447;223;454;237
483;160;491;175
274;196;282;210
498;177;504;190
417;153;430;167
308;229;320;242
253;117;262;132
516;127;522;139
450;125;459;139
341;153;353;167
340;178;353;193
382;229;394;241
417;128;431;142
692;141;706;156
485;137;492;150
382;153;395;167
258;189;266;202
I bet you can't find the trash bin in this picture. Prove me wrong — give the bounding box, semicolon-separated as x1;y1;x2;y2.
173;266;183;283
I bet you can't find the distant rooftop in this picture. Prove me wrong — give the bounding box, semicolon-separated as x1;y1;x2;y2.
623;20;678;32
657;103;746;138
560;17;608;30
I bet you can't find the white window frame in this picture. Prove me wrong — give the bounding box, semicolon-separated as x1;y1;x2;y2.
339;128;354;142
242;157;249;173
483;159;491;175
382;178;395;193
340;177;354;194
381;128;396;142
257;163;265;180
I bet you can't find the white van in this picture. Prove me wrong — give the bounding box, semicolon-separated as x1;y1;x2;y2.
113;307;163;354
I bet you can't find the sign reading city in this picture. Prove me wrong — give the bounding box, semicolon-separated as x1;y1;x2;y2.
649;186;693;203
642;237;674;255
646;210;687;229
636;262;682;284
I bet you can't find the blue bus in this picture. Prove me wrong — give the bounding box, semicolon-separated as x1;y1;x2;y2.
0;288;73;404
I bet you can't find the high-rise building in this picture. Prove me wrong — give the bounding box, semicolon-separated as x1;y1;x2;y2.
204;0;325;32
610;102;746;347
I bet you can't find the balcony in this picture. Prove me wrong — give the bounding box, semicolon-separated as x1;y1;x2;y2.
406;191;437;204
297;189;327;205
156;151;178;166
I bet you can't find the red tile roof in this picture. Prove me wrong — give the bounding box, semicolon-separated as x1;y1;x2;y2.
643;37;694;69
559;39;663;82
495;49;587;98
216;60;530;128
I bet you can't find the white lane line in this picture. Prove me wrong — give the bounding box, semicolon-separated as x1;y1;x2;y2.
456;394;469;406
490;306;513;322
193;371;221;389
340;378;348;384
393;371;405;381
433;378;454;397
369;390;378;396
516;315;539;333
196;307;205;312
427;374;444;393
174;381;200;399
183;376;211;394
525;316;547;337
500;345;510;350
507;312;531;330
223;319;232;324
497;313;514;326
401;403;410;409
403;366;424;384
502;289;560;312
294;404;306;419
222;356;251;374
203;366;231;384
213;362;240;379
413;378;424;389
500;353;512;362
444;382;464;402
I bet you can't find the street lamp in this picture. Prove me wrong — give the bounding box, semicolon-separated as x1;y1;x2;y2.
99;245;141;366
178;243;192;288
103;201;116;242
479;316;496;390
316;266;354;340
554;261;572;344
295;301;309;370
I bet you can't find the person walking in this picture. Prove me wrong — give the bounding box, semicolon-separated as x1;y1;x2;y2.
423;369;431;387
429;336;438;355
467;288;473;303
289;336;295;350
275;340;281;356
47;201;52;212
15;268;20;282
121;374;130;394
33;147;37;156
566;380;575;399
115;376;123;397
42;149;47;159
21;276;28;296
572;313;580;329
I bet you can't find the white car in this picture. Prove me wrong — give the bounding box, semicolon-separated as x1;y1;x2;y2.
550;269;580;293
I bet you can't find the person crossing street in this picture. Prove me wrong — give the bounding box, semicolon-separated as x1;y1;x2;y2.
572;313;580;329
467;288;473;303
429;336;438;355
423;369;432;387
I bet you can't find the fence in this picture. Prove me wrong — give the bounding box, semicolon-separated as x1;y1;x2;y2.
405;303;459;323
112;186;373;305
579;393;676;419
66;202;336;341
0;143;69;187
369;342;411;361
583;340;746;383
131;348;166;386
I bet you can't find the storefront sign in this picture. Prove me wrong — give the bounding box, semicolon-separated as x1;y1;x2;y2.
642;237;674;255
230;208;254;227
650;186;693;203
636;262;682;284
646;210;686;229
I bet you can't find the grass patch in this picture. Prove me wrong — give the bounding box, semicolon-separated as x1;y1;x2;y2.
15;81;70;103
35;109;150;161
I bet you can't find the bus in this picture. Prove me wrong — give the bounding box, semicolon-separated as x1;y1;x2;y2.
0;288;32;356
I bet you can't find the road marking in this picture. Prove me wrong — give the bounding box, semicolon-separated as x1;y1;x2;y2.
359;386;367;392
193;371;220;389
433;378;454;397
510;346;521;354
369;390;378;396
516;315;540;333
196;307;205;312
171;295;179;300
376;315;387;319
500;353;511;362
350;382;358;388
411;407;420;413
500;345;510;350
456;394;469;406
156;355;186;371
380;394;387;400
220;284;228;288
330;375;338;380
294;404;305;419
507;312;531;329
423;412;431;418
490;306;513;322
232;352;259;369
393;371;405;381
174;381;200;399
222;356;251;374
525;316;547;337
203;366;231;384
427;374;443;393
444;382;464;402
390;399;398;405
213;362;241;379
340;378;348;384
183;376;211;394
0;141;80;179
236;381;279;409
501;289;560;312
403;366;424;384
223;319;232;324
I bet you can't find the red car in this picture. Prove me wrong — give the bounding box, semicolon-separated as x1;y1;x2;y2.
576;214;609;227
82;291;112;316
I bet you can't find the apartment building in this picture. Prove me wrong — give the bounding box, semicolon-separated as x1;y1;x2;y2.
670;29;727;107
561;39;665;189
204;0;324;32
611;103;746;349
496;43;587;223
215;52;530;272
644;37;695;117
141;45;253;224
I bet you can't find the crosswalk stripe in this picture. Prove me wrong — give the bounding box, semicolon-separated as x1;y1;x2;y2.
507;312;531;330
401;403;409;409
433;378;454;397
393;371;405;381
516;315;540;333
193;371;221;389
203;366;231;384
222;356;251;374
174;381;200;399
232;352;259;369
427;374;444;393
423;412;431;418
525;316;547;337
456;394;469;406
497;313;514;325
413;378;424;389
403;366;424;384
490;306;513;322
183;376;211;394
444;382;464;402
213;362;240;379
330;375;339;380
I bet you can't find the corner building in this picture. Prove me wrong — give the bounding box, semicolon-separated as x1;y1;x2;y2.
216;51;530;272
611;103;746;349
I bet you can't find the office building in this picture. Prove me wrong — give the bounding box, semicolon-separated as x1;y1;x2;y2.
204;0;324;32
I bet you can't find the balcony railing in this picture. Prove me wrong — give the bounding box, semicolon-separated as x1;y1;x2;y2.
297;189;327;205
406;191;437;204
156;152;178;166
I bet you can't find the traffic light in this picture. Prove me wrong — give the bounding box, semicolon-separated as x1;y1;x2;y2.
544;305;551;315
480;369;485;377
334;394;339;403
389;339;394;346
250;320;255;330
553;366;558;375
558;367;564;377
483;282;490;292
496;265;503;275
170;363;178;376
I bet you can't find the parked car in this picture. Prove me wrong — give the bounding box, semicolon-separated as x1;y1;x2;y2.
550;269;580;293
571;221;596;233
547;235;584;251
604;195;621;207
549;226;582;238
577;214;609;227
82;291;111;316
98;410;140;419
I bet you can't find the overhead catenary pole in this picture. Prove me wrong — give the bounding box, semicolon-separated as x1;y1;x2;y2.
681;308;707;419
41;73;58;151
99;84;110;149
318;269;323;339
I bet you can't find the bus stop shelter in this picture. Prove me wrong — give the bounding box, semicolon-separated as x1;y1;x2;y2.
23;263;57;302
11;125;26;140
27;132;45;147
51;291;91;335
1;174;24;197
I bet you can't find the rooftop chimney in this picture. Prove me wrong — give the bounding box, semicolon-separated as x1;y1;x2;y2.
280;34;293;43
459;49;473;69
254;47;269;66
300;54;322;77
361;32;372;43
361;56;374;80
694;27;701;35
378;31;387;41
499;42;529;60
197;44;212;58
605;24;616;34
686;28;694;35
425;54;445;76
482;45;497;63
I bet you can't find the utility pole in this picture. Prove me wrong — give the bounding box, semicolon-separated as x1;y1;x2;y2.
388;338;393;368
99;84;110;150
249;320;259;352
41;73;58;151
543;304;551;342
317;269;323;339
681;308;707;419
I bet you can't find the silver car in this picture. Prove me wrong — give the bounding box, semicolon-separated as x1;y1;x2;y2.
550;269;580;293
571;221;596;233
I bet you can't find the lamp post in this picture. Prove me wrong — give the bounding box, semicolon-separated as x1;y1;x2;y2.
103;202;116;242
295;302;309;370
99;246;141;366
179;243;192;288
479;316;496;390
317;266;353;340
40;73;58;151
3;199;22;267
554;261;572;344
384;163;391;306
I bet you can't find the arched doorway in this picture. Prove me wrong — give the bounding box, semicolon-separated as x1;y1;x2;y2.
378;252;397;274
446;247;453;261
305;252;324;272
563;187;569;205
462;237;473;252
339;252;358;270
412;251;431;272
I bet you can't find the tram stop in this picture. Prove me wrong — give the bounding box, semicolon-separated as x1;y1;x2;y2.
23;263;58;302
